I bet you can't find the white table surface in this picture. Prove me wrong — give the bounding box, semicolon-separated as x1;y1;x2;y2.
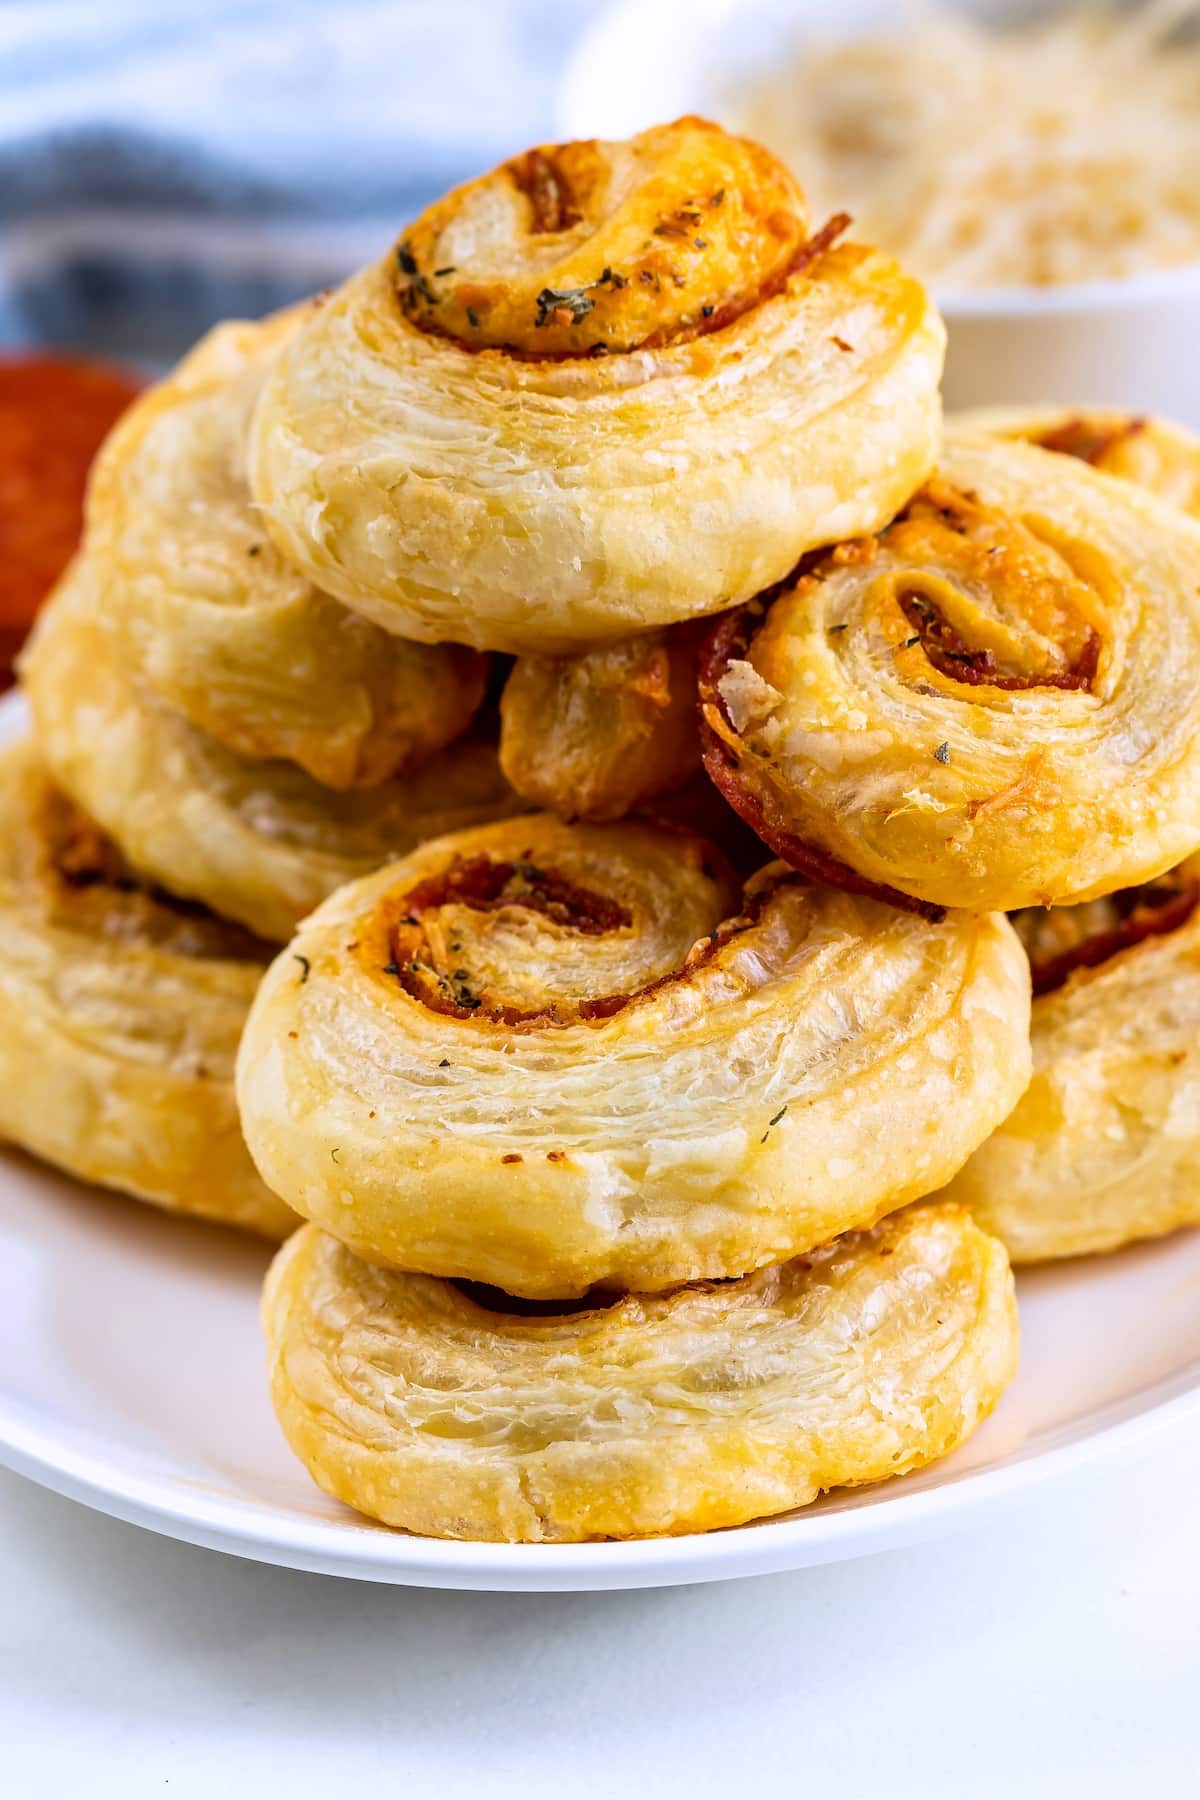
3;1416;1198;1798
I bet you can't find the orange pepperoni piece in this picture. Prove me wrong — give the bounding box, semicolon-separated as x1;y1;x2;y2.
0;353;142;681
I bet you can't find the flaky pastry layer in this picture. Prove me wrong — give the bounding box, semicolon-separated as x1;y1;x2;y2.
85;308;486;788
703;436;1200;913
0;741;293;1235
21;563;525;941
940;859;1200;1260
248;121;944;652
953;406;1200;519
499;624;703;820
237;813;1030;1296
263;1206;1018;1541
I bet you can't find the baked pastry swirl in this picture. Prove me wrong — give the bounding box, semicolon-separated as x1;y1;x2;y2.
21;565;525;941
939;860;1200;1261
701;435;1200;914
86;309;487;788
263;1204;1018;1541
0;740;293;1235
499;625;703;820
247;117;945;653
954;407;1200;519
236;813;1030;1297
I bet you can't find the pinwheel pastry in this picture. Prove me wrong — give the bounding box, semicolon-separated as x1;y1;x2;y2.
21;565;525;942
247;116;945;653
939;859;1200;1261
701;435;1200;915
499;624;703;820
0;740;293;1235
236;812;1030;1297
953;407;1200;519
263;1204;1018;1541
85;309;487;788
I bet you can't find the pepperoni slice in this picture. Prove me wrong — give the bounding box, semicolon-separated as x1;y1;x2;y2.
0;353;142;683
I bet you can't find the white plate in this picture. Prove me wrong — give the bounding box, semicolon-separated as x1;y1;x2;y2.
2;690;1200;1591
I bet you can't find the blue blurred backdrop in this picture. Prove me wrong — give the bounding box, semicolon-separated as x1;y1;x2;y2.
0;0;602;363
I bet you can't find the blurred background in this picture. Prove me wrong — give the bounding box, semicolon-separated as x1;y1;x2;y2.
7;0;1200;363
0;0;604;364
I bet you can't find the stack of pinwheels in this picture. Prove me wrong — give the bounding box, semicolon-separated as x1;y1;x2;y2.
7;119;1200;1542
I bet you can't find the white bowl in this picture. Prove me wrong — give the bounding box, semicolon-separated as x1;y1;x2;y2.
558;0;1200;423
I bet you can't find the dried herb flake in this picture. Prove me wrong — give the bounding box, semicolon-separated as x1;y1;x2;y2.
761;1103;789;1143
534;285;595;328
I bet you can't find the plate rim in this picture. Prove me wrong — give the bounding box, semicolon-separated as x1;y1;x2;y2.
3;1350;1198;1592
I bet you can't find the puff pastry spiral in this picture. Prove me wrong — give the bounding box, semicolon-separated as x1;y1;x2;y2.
236;812;1030;1297
499;625;703;820
263;1205;1018;1541
0;741;293;1235
702;435;1200;914
21;565;525;941
248;117;945;652
955;407;1200;519
86;308;486;788
940;861;1200;1261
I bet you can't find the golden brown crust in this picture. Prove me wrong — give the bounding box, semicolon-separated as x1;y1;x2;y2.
236;813;1031;1296
700;601;946;921
953;407;1200;520
263;1206;1019;1541
84;309;487;789
499;624;703;820
940;854;1200;1262
396;117;815;357
21;562;527;941
702;436;1200;912
1011;867;1200;996
0;740;294;1236
248;124;944;654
